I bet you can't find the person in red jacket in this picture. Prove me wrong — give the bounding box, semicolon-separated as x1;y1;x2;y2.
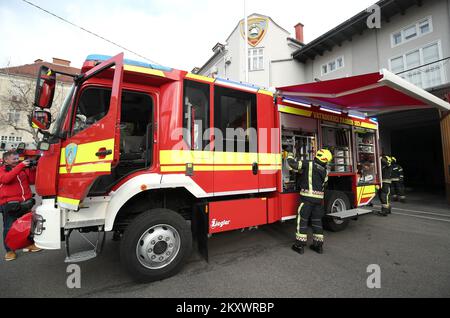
1;150;41;261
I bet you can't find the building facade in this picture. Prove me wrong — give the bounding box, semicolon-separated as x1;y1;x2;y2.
0;58;79;151
195;14;304;88
195;0;450;201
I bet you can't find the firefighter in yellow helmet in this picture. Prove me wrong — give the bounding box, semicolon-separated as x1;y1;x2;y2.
377;155;393;216
285;148;332;254
390;157;406;203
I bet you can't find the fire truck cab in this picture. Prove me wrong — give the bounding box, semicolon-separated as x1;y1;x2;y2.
29;53;448;282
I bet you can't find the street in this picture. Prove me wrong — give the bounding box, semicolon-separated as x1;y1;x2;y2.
1;192;449;298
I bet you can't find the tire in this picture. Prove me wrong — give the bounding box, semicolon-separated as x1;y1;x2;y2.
323;191;351;232
120;208;192;283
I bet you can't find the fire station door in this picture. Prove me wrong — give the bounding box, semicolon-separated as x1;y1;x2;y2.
57;54;124;210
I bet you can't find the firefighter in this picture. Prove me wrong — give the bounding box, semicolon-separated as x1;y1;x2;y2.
390;157;406;203
377;155;392;216
284;148;333;255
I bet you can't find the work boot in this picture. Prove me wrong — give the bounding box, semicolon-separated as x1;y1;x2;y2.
5;251;17;262
291;241;305;255
310;241;323;254
22;244;43;253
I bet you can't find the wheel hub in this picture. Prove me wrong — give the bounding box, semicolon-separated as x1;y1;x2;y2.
136;224;181;270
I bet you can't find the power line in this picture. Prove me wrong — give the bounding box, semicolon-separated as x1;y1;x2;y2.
21;0;161;65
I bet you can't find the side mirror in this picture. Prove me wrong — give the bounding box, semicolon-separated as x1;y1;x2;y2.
34;66;56;109
37;141;50;151
31;110;52;130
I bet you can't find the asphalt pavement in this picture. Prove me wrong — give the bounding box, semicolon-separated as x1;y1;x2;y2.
1;192;449;298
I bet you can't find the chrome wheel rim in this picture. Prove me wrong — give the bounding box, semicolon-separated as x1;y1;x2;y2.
331;198;346;225
136;224;181;270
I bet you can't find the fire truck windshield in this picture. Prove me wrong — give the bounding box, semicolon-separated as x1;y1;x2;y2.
51;85;75;141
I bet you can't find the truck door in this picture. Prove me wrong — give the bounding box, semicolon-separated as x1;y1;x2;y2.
213;85;259;195
57;54;124;210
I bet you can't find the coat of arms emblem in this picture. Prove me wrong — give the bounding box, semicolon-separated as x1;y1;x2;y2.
240;17;269;47
65;143;78;173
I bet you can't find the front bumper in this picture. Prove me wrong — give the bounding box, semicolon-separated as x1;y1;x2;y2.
32;198;61;250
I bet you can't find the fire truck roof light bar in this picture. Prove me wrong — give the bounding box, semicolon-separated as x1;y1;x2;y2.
349;114;367;120
320;107;342;115
215;78;259;93
85;54;173;72
281;98;312;108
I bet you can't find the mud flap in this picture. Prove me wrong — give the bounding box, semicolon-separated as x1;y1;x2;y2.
191;202;209;262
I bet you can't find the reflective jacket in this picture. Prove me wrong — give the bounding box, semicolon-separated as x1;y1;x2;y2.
0;163;36;205
391;163;404;182
287;155;328;204
381;163;392;184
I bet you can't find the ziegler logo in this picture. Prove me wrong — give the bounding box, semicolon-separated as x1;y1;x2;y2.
211;219;231;229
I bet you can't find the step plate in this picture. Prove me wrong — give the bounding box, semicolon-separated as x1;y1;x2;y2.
328;208;373;220
65;250;97;263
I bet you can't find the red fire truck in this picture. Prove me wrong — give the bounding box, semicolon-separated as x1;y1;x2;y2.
29;53;449;282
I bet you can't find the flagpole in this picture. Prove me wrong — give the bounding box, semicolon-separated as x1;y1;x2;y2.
244;0;249;83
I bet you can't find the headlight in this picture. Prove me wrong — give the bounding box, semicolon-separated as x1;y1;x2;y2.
32;213;46;236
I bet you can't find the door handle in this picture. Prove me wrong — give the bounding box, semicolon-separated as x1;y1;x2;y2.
252;162;259;175
96;148;112;159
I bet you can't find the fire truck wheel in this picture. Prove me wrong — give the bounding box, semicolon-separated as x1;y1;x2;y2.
323;191;350;232
120;208;192;283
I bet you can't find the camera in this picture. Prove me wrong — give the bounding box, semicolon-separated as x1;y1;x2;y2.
28;160;38;168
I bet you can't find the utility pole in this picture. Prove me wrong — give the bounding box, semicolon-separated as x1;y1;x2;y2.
244;0;249;83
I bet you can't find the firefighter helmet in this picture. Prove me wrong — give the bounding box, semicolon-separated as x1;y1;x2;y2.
381;155;392;166
391;156;397;163
316;149;333;164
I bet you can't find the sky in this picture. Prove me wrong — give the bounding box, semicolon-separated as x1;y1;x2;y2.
0;0;377;71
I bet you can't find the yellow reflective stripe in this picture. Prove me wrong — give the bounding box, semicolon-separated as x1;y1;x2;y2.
60;163;111;174
160;150;214;165
278;104;313;117
259;165;282;171
214;152;258;165
124;65;166;78
160;164;281;173
60;139;115;165
259;153;281;165
185;73;215;83
57;196;80;206
301;192;324;199
360;122;378;130
160;150;262;165
258;89;273;97
308;162;313;193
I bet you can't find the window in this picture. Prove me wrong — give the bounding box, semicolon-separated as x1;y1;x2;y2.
1;136;7;142
389;42;444;89
329;61;336;72
72;88;111;135
7;110;20;124
183;80;210;151
214;86;257;153
419;20;430;34
321;56;344;75
16;137;22;142
404;25;417;40
391;17;432;47
8;136;14;142
393;32;402;45
248;48;264;71
390;56;404;74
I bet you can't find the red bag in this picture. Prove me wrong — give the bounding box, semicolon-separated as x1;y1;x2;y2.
5;212;33;250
